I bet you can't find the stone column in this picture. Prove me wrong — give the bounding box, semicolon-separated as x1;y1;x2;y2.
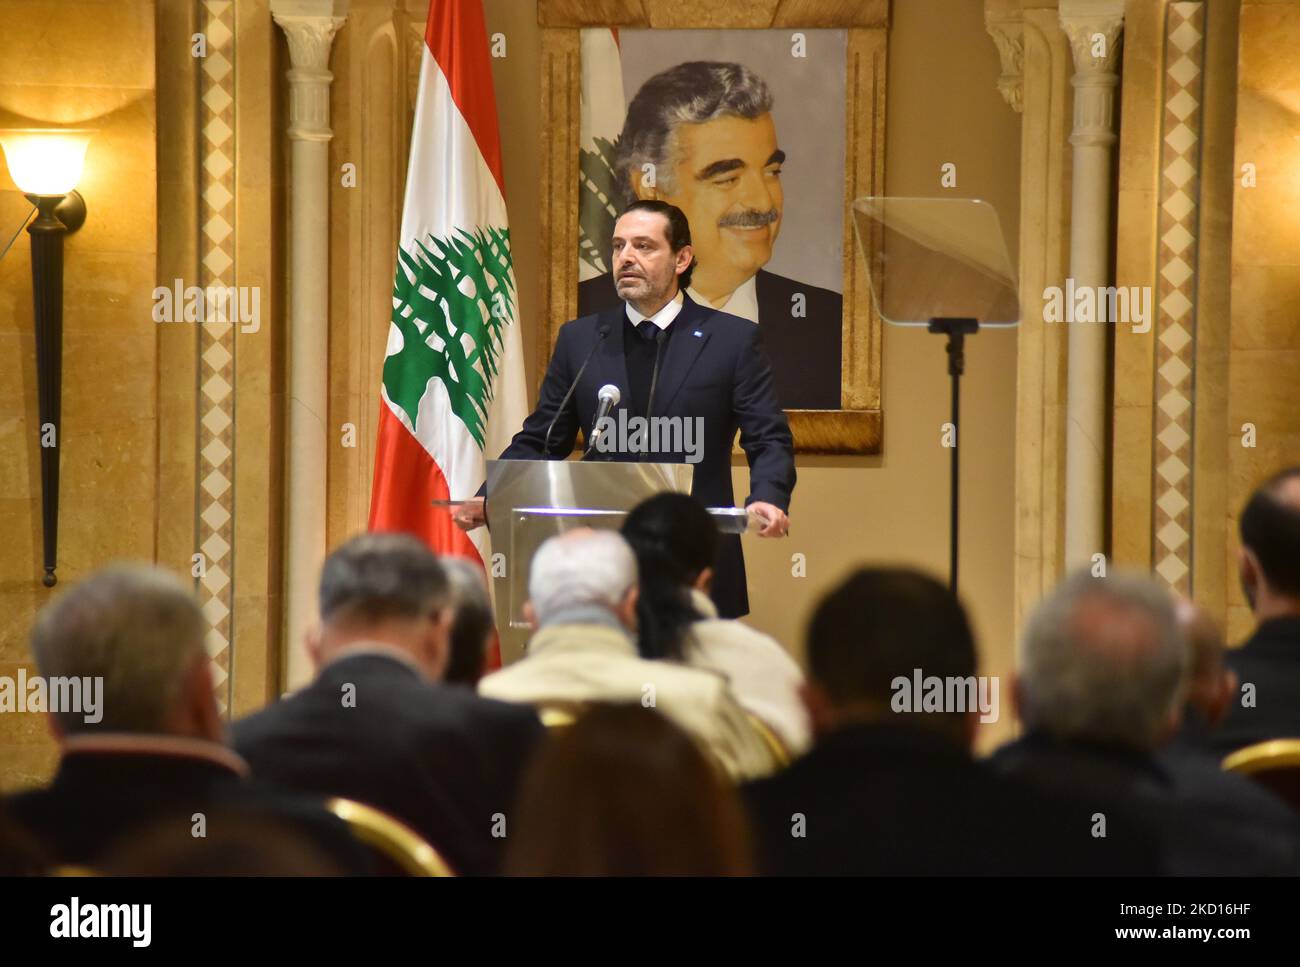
272;0;348;690
986;0;1075;641
1059;0;1124;571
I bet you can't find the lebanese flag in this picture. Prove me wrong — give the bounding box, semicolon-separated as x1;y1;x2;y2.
369;0;526;579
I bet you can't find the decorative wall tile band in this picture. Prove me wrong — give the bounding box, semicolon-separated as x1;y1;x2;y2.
1151;1;1204;594
198;0;237;712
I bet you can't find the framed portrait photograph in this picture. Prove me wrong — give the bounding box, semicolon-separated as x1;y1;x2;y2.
539;0;888;453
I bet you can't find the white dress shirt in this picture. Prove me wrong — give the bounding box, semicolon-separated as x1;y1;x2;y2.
625;290;685;330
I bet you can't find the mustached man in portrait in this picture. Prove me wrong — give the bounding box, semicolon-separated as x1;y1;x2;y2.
578;60;844;411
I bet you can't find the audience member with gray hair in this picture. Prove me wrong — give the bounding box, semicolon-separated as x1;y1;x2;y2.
523;527;639;630
29;564;211;737
4;565;369;874
993;569;1300;875
232;532;544;875
441;555;499;686
310;531;453;678
1015;570;1187;750
744;567;1128;875
479;528;779;780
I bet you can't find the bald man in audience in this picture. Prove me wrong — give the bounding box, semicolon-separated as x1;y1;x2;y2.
477;529;778;780
232;534;544;876
992;570;1300;875
4;566;368;874
1206;467;1300;755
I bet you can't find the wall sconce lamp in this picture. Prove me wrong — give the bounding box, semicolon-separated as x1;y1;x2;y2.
0;128;93;587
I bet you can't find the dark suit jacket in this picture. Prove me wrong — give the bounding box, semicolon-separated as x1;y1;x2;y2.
494;291;796;618
1211;616;1300;755
579;269;842;410
4;743;370;874
991;731;1300;876
742;722;1140;876
231;652;545;876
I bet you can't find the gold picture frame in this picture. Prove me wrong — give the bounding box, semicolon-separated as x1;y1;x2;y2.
537;0;888;454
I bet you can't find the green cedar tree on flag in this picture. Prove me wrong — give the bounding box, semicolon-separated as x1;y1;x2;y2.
369;0;525;571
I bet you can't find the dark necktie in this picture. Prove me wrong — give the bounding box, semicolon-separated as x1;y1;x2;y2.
636;320;660;342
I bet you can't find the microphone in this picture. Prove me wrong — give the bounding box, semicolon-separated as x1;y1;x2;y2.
585;384;621;456
543;323;610;456
641;327;669;462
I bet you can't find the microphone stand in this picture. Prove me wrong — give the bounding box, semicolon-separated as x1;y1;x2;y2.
543;324;609;456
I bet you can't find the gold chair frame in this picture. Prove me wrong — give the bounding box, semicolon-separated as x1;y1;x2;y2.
1222;738;1300;774
325;797;456;877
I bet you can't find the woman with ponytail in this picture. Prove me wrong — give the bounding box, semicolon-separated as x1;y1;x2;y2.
621;493;811;754
620;493;718;661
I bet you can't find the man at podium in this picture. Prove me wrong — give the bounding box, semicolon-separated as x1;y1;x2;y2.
454;200;795;618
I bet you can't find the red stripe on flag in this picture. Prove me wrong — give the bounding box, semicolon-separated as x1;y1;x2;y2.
423;0;506;197
369;406;501;673
368;404;483;565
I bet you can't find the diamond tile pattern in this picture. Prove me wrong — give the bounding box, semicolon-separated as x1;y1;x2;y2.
198;0;237;714
1152;3;1204;596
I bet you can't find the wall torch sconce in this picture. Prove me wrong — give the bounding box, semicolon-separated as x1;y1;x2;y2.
0;128;93;587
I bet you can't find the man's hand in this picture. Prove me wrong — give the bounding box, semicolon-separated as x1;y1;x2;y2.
452;497;487;531
748;501;789;538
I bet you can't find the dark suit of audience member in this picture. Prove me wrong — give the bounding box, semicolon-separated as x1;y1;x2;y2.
1203;468;1300;755
993;731;1300;876
743;568;1140;876
232;532;544;875
1211;617;1300;755
233;648;543;876
5;564;368;875
5;737;368;874
746;720;1147;876
997;568;1300;876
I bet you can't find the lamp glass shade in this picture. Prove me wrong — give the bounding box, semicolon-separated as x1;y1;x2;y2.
0;128;94;196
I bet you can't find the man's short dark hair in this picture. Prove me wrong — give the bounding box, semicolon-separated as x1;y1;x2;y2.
619;199;697;289
1240;466;1300;596
807;568;976;732
440;556;496;685
319;533;449;626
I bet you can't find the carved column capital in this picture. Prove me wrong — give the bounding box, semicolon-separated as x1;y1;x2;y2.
984;1;1025;114
1059;0;1125;148
276;15;346;70
272;1;350;142
1060;14;1124;74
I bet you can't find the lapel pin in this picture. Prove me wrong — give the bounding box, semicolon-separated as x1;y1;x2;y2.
693;330;702;337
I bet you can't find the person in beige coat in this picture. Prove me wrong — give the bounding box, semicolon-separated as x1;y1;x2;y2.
477;529;778;781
